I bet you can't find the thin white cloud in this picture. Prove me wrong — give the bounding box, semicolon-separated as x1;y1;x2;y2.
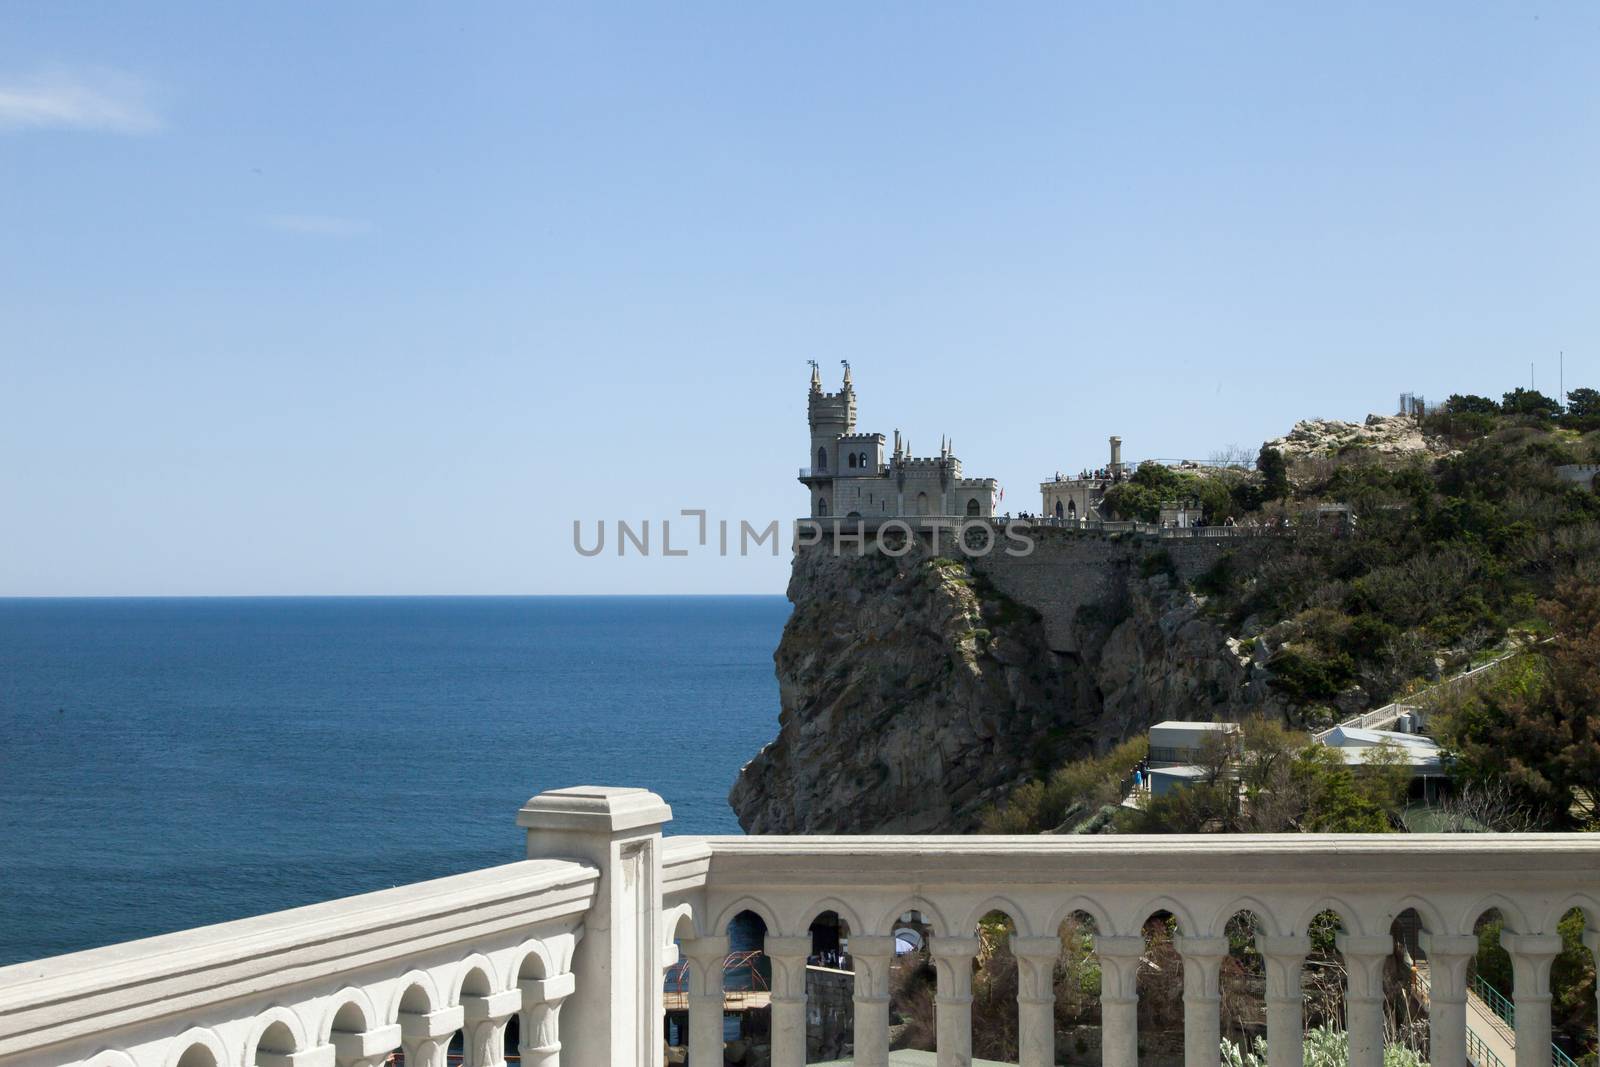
263;214;374;237
0;71;162;134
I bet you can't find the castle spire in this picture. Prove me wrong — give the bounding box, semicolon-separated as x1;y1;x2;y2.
840;359;852;389
808;359;821;392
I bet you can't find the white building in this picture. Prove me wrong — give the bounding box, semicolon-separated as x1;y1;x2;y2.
800;363;997;520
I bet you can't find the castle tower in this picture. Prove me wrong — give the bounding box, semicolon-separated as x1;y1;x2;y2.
806;362;855;474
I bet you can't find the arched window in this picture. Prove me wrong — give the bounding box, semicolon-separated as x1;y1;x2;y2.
1054;500;1064;519
847;453;857;469
817;497;829;516
916;492;930;516
966;498;981;517
817;447;828;471
1068;500;1077;517
859;451;869;469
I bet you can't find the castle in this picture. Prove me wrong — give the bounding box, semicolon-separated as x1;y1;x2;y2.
799;362;998;519
1039;435;1129;521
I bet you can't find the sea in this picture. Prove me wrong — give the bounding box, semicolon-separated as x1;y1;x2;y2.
0;596;790;967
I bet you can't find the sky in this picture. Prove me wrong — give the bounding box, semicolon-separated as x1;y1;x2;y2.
3;2;1598;595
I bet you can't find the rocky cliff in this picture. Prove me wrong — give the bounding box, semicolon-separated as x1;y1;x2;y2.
729;536;1286;833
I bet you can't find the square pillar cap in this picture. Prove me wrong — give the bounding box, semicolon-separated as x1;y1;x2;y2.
518;786;673;834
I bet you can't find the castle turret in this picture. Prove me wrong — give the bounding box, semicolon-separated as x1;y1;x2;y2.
806;365;856;475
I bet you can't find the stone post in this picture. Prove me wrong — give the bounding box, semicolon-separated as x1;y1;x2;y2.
1336;934;1393;1067
765;935;812;1067
932;935;980;1067
1094;935;1144;1067
397;1006;463;1067
1013;936;1060;1067
679;936;729;1067
518;973;575;1067
518;786;673;1067
1502;932;1563;1067
1257;935;1309;1067
849;934;897;1067
1175;936;1228;1067
463;989;521;1067
330;1023;402;1067
1418;932;1476;1067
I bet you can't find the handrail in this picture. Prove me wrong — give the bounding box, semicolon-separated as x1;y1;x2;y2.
1467;1027;1508;1067
1473;974;1517;1029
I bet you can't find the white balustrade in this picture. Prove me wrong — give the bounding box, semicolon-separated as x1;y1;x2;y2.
1;789;1596;1067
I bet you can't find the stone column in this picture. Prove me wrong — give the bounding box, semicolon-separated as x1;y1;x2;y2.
1418;932;1476;1067
1095;935;1145;1067
463;989;521;1067
1502;932;1563;1067
849;935;897;1067
679;936;729;1067
1175;936;1228;1067
766;935;812;1067
1336;934;1393;1067
518;973;576;1067
330;1023;402;1067
398;1006;463;1067
518;786;673;1067
932;935;980;1067
1013;935;1060;1067
1257;935;1309;1067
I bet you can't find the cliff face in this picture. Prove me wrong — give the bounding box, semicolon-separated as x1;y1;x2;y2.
729;537;1286;834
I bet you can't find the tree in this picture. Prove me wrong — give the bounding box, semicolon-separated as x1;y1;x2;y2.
1565;386;1600;419
1444;393;1501;416
1500;387;1562;419
1257;445;1289;501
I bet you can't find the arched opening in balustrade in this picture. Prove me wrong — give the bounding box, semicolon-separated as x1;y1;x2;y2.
726;909;772;1053
1054;910;1102;1060
1387;908;1428;1055
1137;910;1185;1059
1549;907;1594;1063
173;1047;218;1067
1221;910;1265;1052
803;909;853;1063
247;1021;299;1066
663;910;698;1056
970;909;1019;1063
1303;909;1349;1033
455;964;496;1067
889;909;937;1053
329;999;376;1067
1469;907;1514;1012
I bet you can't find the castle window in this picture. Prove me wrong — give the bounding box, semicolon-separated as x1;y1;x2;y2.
1068;500;1077;517
847;453;857;469
817;447;828;471
916;491;929;515
966;498;980;517
1055;500;1064;519
859;451;868;469
817;497;829;517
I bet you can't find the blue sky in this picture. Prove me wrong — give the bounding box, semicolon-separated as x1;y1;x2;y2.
3;2;1597;595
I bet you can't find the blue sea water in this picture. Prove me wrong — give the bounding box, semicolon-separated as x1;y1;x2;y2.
0;596;789;966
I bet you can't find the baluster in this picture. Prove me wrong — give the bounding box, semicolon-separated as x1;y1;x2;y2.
765;935;812;1067
398;1006;463;1067
1501;932;1563;1067
1094;935;1144;1067
1175;936;1228;1067
1419;932;1476;1067
518;973;575;1067
462;990;522;1067
330;1023;402;1067
1336;934;1393;1067
679;936;730;1067
849;935;897;1067
1013;936;1060;1067
1258;935;1309;1067
932;935;980;1067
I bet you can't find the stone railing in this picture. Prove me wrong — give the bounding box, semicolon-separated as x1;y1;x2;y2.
2;787;1597;1067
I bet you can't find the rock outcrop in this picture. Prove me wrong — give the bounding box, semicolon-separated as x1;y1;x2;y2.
1265;413;1454;460
729;538;1286;834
